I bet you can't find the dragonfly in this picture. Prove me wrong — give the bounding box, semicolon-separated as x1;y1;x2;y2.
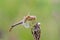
9;15;41;40
9;15;36;31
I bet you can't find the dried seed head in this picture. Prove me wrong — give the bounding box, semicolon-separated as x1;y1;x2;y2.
38;23;40;26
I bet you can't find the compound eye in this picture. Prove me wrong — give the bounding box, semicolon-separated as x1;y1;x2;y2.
25;16;30;19
26;15;30;18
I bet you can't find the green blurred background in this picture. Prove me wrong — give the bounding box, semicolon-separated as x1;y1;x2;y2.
0;0;60;40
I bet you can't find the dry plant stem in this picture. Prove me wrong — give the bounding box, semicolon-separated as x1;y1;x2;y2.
31;23;41;40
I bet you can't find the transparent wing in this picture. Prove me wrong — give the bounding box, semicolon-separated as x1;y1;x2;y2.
23;23;30;28
22;20;30;28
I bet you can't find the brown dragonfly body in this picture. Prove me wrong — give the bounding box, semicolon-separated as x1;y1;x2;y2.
9;15;36;32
